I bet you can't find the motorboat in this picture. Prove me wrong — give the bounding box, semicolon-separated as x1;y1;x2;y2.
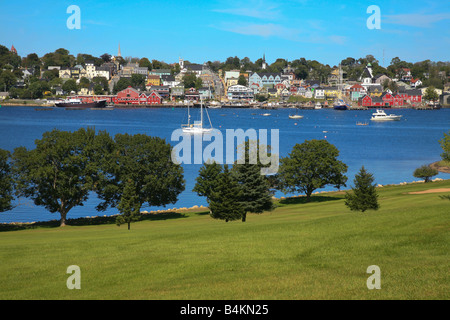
370;109;402;121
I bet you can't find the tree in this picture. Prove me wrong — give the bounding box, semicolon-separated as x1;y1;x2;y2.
12;128;97;226
116;179;141;230
439;131;450;162
413;165;438;183
0;149;14;212
114;77;132;93
100;53;112;63
208;165;245;222
139;57;152;70
94;133;185;230
278;140;348;201
62;79;78;94
345;166;379;212
424;86;439;102
231;140;274;222
193;161;223;200
183;73;202;89
237;74;247;86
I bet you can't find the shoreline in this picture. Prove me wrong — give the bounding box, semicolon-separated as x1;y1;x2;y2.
1;178;448;229
430;161;450;174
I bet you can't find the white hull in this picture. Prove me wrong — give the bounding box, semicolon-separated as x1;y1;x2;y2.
289;115;304;119
370;109;402;121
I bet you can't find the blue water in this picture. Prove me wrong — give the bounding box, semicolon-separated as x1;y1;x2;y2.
0;106;449;223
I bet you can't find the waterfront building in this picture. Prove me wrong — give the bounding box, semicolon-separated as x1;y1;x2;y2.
227;84;254;100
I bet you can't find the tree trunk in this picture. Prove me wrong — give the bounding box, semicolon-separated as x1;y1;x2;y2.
242;212;247;222
60;211;67;227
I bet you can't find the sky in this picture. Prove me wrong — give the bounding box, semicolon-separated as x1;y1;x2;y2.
0;0;449;67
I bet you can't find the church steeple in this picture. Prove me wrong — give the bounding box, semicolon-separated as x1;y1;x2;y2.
10;45;17;55
118;42;122;57
262;53;267;70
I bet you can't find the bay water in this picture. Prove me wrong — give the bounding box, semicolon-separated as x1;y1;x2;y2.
0;106;448;223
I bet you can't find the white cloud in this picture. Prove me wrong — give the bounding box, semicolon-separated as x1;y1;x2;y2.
384;12;450;27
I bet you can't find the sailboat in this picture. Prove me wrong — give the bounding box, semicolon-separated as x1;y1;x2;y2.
182;97;213;134
333;64;349;110
289;108;304;119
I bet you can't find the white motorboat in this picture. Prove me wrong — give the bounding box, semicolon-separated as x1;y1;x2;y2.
289;115;304;119
315;103;322;109
370;109;402;121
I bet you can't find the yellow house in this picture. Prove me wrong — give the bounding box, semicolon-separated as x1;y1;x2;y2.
146;75;161;87
226;77;238;88
324;87;339;98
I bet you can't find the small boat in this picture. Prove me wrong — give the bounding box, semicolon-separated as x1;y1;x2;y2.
55;98;107;109
333;99;348;110
289;115;304;119
370;109;402;121
356;122;369;126
262;113;271;116
315;102;322;110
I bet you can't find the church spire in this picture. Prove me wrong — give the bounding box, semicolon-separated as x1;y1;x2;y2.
118;42;122;57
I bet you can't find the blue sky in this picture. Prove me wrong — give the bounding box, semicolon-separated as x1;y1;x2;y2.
0;0;449;67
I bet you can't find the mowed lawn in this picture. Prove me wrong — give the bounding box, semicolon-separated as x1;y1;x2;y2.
0;180;449;300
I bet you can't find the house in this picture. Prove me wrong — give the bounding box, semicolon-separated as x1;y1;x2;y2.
185;64;204;76
161;75;179;88
248;72;282;87
348;84;367;101
59;68;72;79
267;88;277;97
280;87;291;100
147;86;170;99
171;85;185;98
198;87;213;100
149;69;171;77
143;91;162;105
410;78;422;88
114;86;141;104
146;75;161;88
324;86;339;99
374;74;391;86
367;85;383;97
227;85;254;100
185;87;200;101
314;87;325;99
358;95;386;108
396;68;412;81
275;83;286;95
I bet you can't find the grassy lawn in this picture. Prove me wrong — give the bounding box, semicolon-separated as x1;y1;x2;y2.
0;180;449;300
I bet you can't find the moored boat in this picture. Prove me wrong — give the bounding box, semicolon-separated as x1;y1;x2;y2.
370;109;402;121
55;98;107;109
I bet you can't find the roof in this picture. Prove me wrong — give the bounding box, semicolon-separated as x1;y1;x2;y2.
186;64;203;71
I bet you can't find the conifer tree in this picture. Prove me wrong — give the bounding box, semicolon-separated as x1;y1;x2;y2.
192;161;223;200
345;166;379;213
208;165;245;222
116;179;141;230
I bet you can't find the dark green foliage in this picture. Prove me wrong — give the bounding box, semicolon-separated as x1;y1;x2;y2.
413;165;438;183
345;166;379;213
278;140;348;201
192;161;223;200
232;161;274;222
94;133;185;230
12;128;97;226
0;149;14;212
440;131;450;162
116;179;141;230
208;165;245;222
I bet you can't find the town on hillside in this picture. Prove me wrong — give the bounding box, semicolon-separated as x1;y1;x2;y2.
1;44;449;109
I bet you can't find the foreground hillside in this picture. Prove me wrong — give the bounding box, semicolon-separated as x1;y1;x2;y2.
0;180;449;300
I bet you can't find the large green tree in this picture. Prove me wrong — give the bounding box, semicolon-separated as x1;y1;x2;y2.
94;133;185;229
413;165;438;183
278;140;348;201
0;149;14;212
345;166;379;212
12;128;98;226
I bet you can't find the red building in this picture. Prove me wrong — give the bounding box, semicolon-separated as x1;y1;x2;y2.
114;87;162;105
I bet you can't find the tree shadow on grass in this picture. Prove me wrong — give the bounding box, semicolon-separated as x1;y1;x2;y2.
278;195;344;206
0;211;193;232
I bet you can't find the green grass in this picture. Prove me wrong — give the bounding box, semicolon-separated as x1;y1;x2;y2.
0;180;449;300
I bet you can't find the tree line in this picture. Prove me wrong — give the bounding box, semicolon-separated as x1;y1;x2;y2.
2;129;448;228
